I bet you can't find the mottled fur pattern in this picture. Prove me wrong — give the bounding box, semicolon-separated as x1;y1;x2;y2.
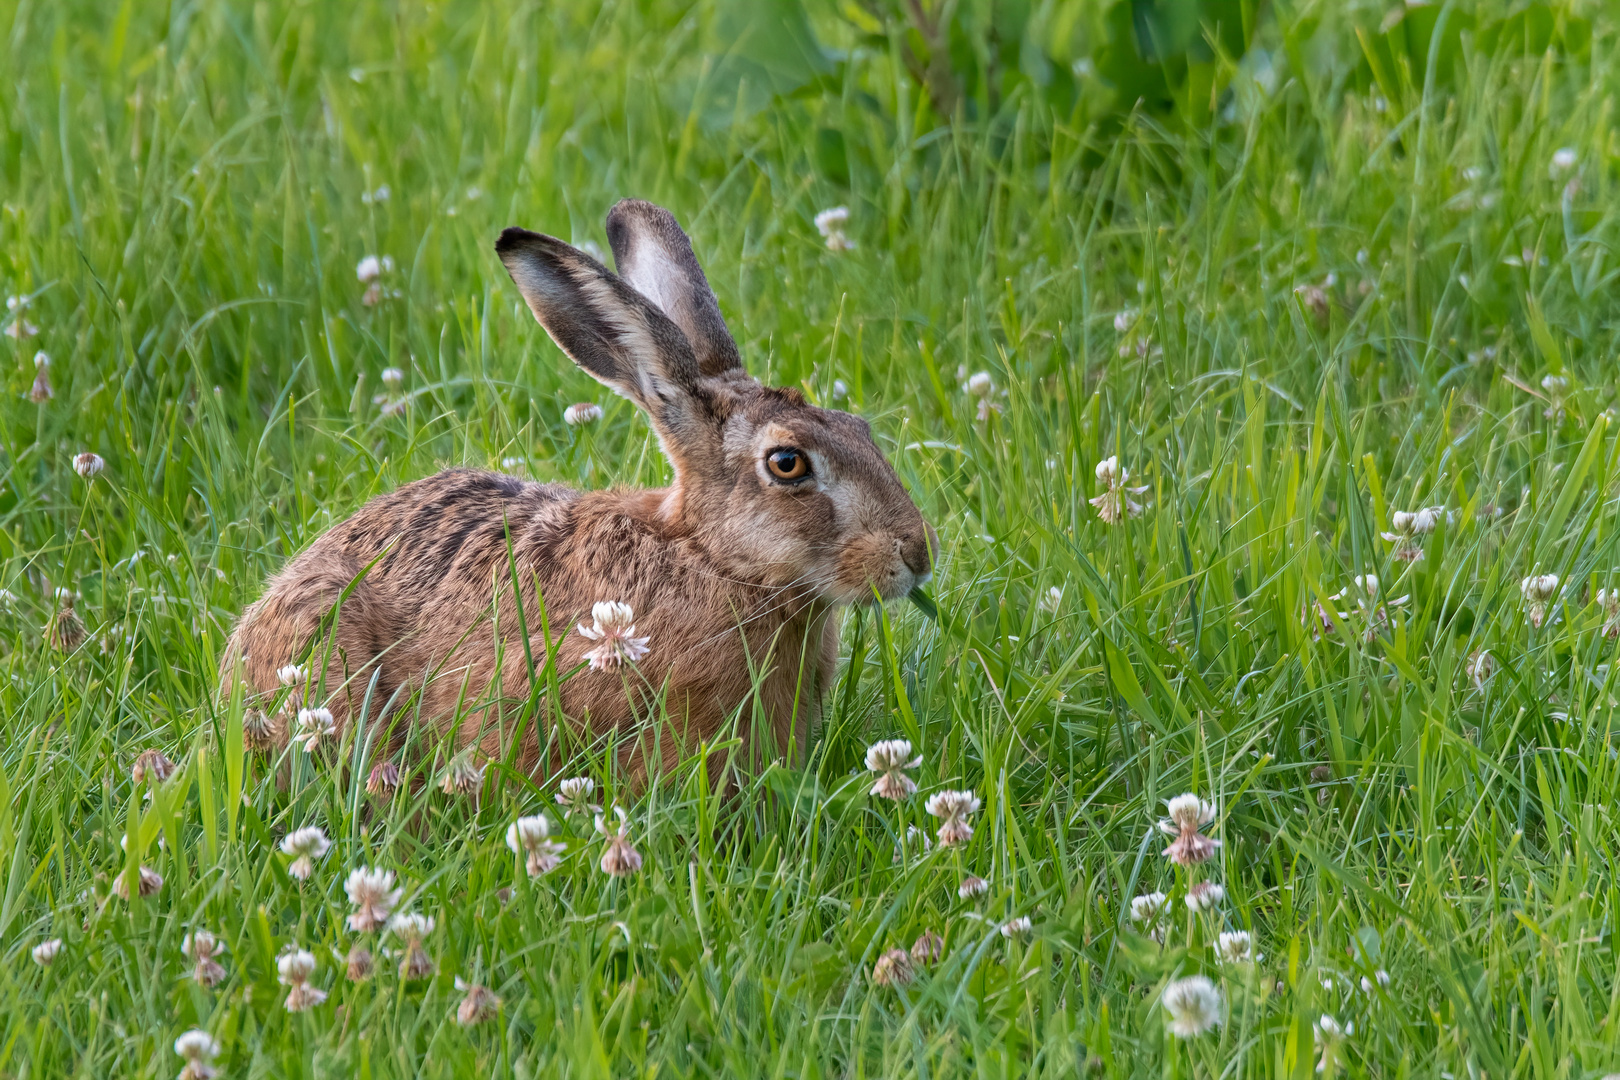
221;199;932;784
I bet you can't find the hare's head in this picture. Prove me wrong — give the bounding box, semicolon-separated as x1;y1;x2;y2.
497;199;933;605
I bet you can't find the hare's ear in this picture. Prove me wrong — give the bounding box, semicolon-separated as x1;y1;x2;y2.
496;227;706;418
606;199;742;378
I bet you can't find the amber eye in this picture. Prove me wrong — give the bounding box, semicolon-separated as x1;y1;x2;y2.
766;447;811;482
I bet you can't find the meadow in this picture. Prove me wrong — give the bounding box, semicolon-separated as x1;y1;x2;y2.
4;0;1620;1076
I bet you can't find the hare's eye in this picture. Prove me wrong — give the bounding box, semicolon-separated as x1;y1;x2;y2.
766;448;811;482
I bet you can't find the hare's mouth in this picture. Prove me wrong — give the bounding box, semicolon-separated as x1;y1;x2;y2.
829;536;926;605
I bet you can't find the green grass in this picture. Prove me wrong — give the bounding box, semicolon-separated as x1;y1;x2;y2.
5;0;1620;1076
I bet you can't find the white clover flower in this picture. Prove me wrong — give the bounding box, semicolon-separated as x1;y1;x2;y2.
112;865;164;900
456;980;501;1025
813;206;854;251
554;777;601;817
1158;793;1220;865
294;707;336;752
279;826;331;880
910;929;945;966
1521;573;1560;628
345;943;375;982
925;789;981;848
1598;587;1620;638
356;255;383;283
438;754;487;797
1551;147;1578;174
277;948;326;1011
506;814;565;877
242;710;278;753
1314;1014;1352;1073
1381;508;1437;561
173;1029;221;1080
892;824;932;863
389;913;437;979
1185;881;1225;911
345;866;403;932
276;663;306;686
962;371;999;420
1113;309;1135;333
958;875;989;900
870;947;912;987
1039;586;1063;614
183;930;227;987
595;806;643;877
132;748;178;784
1129;891;1168;922
380;366;404;389
563;402;603;426
1000;915;1033;939
1216;930;1256;964
814;206;850;234
1090;455;1147;524
1161;975;1223;1037
865;738;922;800
73;452;105;479
31;938;63;966
1357;969;1390;993
365;760;400;797
831;379;849;400
576;601;650;670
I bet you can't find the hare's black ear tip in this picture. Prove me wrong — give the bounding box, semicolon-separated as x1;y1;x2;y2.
495;226;545;257
606;198;673;232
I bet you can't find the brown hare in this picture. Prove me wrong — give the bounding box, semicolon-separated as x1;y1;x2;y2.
221;199;934;782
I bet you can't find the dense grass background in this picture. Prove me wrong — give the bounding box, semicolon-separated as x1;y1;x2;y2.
5;0;1620;1075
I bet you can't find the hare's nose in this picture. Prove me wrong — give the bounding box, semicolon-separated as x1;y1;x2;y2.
900;523;935;578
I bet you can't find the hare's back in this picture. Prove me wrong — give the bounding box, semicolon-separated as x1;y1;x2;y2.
309;468;578;598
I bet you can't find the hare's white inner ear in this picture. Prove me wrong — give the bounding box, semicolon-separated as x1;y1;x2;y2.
606;199;742;378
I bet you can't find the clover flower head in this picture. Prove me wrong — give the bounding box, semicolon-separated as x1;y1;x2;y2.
595;806;643;877
31;938;63;967
344;866;402;932
1186;881;1226;911
456;979;501;1025
279;826;331;880
555;776;601;816
577;601;651;670
507;813;565;877
958;875;989;900
389;913;437;979
1162;976;1223;1037
564;402;603;426
278;948;326;1012
1158;793;1220;865
870;947;913;988
1217;930;1257;965
438;754;487;797
366;759;400;797
1129;891;1168;923
173;1029;221;1080
865;738;921;800
925;789;982;847
294;707;336;752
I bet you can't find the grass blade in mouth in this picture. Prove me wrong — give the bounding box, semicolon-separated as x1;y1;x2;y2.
907;587;938;621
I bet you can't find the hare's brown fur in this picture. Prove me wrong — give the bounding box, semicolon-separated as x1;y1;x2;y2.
222;200;931;783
